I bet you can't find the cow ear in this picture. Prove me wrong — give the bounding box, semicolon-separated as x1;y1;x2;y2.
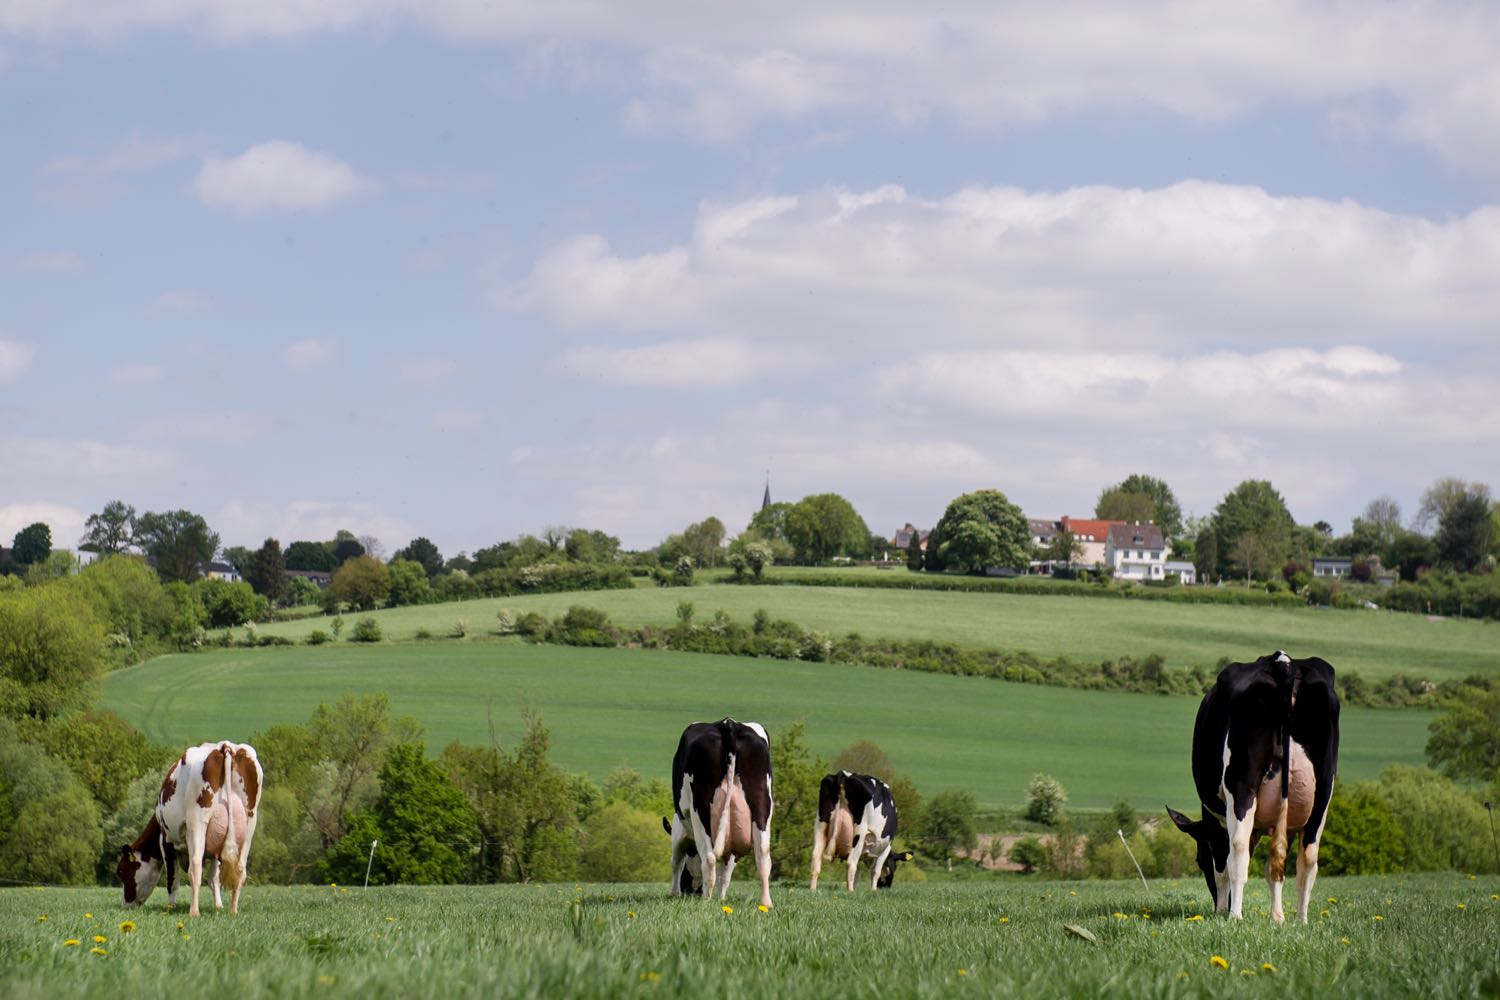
662;816;672;835
1165;806;1196;833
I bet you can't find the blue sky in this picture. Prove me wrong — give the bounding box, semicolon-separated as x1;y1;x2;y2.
3;2;1499;556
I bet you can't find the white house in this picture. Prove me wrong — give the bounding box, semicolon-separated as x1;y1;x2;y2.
1312;557;1352;578
1164;560;1197;585
1104;523;1168;581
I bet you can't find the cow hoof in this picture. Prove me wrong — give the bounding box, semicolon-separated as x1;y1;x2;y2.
1271;910;1285;924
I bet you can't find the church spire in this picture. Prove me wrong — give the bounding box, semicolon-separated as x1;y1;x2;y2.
761;471;771;511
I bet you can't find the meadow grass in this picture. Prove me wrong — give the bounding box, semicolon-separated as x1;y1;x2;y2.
4;874;1495;999
251;583;1499;684
101;643;1433;812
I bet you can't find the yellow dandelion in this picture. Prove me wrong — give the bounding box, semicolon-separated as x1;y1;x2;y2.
329;882;337;888
90;947;108;957
64;939;81;947
1261;963;1277;973
1373;915;1384;921
998;916;1009;924
758;904;770;913
958;969;968;976
1320;909;1330;918
84;913;93;919
1457;903;1465;910
340;888;349;894
1327;896;1337;903
177;921;185;931
1340;937;1351;944
92;935;107;944
721;905;733;915
627;911;637;919
1068;890;1077;896
1209;955;1229;970
119;920;137;933
181;935;191;941
1185;914;1204;922
1142;913;1151;920
318;975;336;985
1491;895;1498;901
1241;969;1256;977
1113;911;1127;920
37;915;47;923
640;971;660;982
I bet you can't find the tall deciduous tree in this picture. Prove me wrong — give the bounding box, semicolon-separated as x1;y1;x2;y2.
1425;683;1500;786
285;540;338;572
10;523;51;566
330;531;365;566
331;555;390;610
79;500;136;556
395;537;444;578
1434;484;1493;572
1362;496;1403;551
245;538;287;604
0;588;105;720
134;509;219;583
1414;477;1470;532
905;528;925;572
1211;480;1292;579
680;517;727;567
1096;474;1184;539
784;494;872;565
927;489;1029;574
747;502;794;542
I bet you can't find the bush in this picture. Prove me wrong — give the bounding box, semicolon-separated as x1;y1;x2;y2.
1024;773;1068;825
578;801;669;882
350;617;383;643
514;612;549;639
550;606;615;647
306;630;331;646
414;628;434;640
1321;783;1405;875
1007;836;1046;873
495;609;517;634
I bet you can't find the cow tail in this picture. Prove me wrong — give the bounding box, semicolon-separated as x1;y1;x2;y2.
825;776;849;863
1270;696;1293;883
218;744;242;881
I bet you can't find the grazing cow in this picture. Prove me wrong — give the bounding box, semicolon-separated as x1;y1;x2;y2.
810;771;910;891
119;741;263;916
667;718;774;908
1166;651;1339;922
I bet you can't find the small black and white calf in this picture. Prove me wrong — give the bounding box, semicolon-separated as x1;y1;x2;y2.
1167;650;1340;922
666;718;774;908
810;771;908;891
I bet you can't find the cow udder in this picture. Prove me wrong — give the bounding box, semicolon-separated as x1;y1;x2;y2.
1254;740;1315;832
711;783;754;860
205;794;248;859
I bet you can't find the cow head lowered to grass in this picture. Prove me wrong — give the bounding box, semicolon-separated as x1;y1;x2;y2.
1166;651;1339;923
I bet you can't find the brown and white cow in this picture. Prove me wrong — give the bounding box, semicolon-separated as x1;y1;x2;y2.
119;741;262;916
1167;651;1339;923
667;718;774;908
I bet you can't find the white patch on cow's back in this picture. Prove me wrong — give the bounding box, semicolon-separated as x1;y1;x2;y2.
1273;650;1290;665
744;721;768;745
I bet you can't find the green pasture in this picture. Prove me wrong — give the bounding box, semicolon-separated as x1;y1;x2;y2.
252;584;1499;684
5;875;1496;999
102;643;1433;812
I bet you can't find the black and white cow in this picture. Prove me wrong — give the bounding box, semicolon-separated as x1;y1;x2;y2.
667;718;774;908
1167;650;1339;922
810;771;908;891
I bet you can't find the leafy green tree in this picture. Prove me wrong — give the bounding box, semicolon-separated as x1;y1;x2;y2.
323;744;480;885
60;554;175;644
1096;474;1184;539
386;559;432;607
928;489;1029;574
832;739;895;778
1024;773;1068;825
1362;496;1403;551
244;538;287;604
285;540;338;572
1376;765;1494;872
332;555;391;610
134;509;220;583
919;789;978;864
331;535;365;566
1425;683;1500;785
785;494;871;564
599;765;672;816
1211;480;1292;579
680;517;727;568
1434;485;1493;571
79;500;136;556
1041;529;1084;565
298;694;426;849
220;545;254;575
579;801;670;882
747;502;794;543
1415;476;1470;532
1008;836;1046;873
905;528;924;572
0;588;105;720
10;522;51;566
744;540;773;579
194;578;266;628
1192;523;1217;581
395;537;444;578
766;719;826;881
18;709;168;813
1388;529;1437;582
0;783;102;885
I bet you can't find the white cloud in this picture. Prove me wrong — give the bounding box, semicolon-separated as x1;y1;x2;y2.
216;499;415;551
430;407;483;430
394;357;457;386
47;134;195;176
15;250;82;272
555;337;807;388
7;3;1500;172
514;182;1500;357
0;339;36;382
107;363;166;385
282;338;334;369
0;502;88;552
193;141;377;213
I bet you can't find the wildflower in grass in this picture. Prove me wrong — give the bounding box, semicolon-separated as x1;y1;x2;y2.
1340;937;1351;944
1185;914;1204;922
1319;909;1330;918
1209;956;1229;970
1261;963;1276;973
177;921;185;931
721;905;733;915
85;913;92;918
758;905;769;913
318;976;335;985
958;969;968;976
1373;915;1384;921
37;915;46;923
1456;903;1465;910
998;917;1009;924
181;935;191;941
627;912;637;919
92;935;107;944
64;940;80;947
1327;897;1337;903
386;916;396;922
1491;895;1498;901
640;972;660;982
91;948;108;956
119;920;137;933
1113;912;1127;920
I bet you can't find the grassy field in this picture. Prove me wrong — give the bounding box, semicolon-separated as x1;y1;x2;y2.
4;875;1495;999
251;583;1499;684
102;643;1434;812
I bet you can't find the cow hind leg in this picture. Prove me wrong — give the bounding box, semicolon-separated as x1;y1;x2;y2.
846;832;866;892
1296;837;1320;923
754;824;773;910
810;820;827;891
208;858;223;910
